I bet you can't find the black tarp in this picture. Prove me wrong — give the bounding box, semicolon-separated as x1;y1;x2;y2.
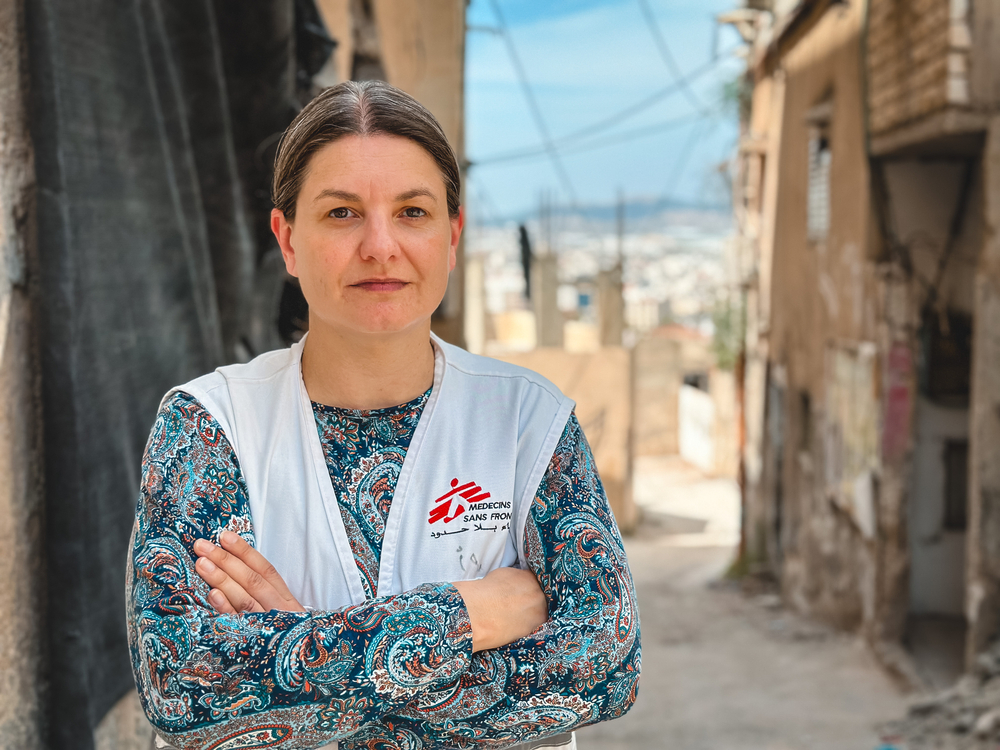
23;1;330;745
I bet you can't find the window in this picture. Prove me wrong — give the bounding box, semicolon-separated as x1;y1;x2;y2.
920;310;972;407
799;390;812;450
806;98;833;243
943;440;968;531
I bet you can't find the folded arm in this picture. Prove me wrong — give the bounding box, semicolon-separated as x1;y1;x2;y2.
138;396;639;749
128;393;476;748
367;413;642;749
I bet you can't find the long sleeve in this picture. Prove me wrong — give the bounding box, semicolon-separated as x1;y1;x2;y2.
347;413;641;749
127;393;474;749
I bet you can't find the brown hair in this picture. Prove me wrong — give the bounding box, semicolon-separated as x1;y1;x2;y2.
272;80;461;220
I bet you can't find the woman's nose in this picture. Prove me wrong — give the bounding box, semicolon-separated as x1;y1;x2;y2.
358;213;400;264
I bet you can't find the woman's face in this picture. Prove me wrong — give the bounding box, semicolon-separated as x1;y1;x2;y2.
271;134;462;339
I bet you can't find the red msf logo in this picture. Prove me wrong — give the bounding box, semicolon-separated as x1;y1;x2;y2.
429;478;491;524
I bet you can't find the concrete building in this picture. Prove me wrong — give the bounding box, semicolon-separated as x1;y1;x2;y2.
729;0;1000;679
532;253;564;348
632;326;713;458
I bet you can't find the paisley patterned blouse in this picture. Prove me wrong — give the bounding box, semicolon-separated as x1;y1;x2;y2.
128;384;640;750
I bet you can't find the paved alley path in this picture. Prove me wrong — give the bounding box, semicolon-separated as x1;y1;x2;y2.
576;457;908;750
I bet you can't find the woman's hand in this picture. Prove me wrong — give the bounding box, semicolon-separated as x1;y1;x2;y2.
194;532;548;650
452;567;548;652
193;531;305;614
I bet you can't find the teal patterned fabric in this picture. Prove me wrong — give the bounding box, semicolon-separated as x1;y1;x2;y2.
128;388;640;749
311;389;431;599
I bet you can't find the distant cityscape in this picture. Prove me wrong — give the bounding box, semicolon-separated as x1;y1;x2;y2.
466;205;737;349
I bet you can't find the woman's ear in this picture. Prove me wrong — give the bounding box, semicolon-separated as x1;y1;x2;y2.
271;209;299;277
448;206;464;273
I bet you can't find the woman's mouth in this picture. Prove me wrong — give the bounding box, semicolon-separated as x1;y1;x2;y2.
351;279;408;292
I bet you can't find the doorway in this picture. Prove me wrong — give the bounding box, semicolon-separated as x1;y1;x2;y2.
907;311;972;689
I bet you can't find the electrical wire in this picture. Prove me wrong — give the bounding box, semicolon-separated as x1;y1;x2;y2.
471;177;503;226
636;0;706;113
487;0;578;203
654;116;721;210
467;5;740;219
474;101;724;166
543;48;736;149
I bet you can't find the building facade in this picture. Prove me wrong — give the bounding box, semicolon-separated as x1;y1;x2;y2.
731;0;1000;676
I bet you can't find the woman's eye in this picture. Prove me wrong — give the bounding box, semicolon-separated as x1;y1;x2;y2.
329;207;353;219
402;207;426;219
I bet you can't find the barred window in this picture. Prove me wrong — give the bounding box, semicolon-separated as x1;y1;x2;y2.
806;98;833;244
807;129;831;242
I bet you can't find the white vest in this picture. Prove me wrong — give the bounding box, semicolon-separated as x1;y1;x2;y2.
170;333;575;609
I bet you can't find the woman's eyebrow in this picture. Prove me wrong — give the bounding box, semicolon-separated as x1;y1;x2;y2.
313;188;362;203
395;188;437;203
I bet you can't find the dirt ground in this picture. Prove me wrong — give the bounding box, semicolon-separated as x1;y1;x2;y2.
576;457;909;750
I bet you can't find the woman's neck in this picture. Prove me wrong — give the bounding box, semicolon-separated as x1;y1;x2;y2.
300;319;435;410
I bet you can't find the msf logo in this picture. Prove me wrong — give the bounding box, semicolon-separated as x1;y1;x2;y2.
428;478;491;524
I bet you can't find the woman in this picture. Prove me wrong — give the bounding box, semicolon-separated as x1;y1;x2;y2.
128;80;640;750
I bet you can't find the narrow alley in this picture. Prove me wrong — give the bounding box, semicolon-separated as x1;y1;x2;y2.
577;457;908;750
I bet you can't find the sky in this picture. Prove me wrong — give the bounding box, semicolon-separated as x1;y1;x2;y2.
464;0;745;222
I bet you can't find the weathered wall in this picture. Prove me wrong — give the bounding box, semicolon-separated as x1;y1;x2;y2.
632;327;712;458
969;1;1000;108
712;368;739;479
741;69;784;569
967;117;1000;661
496;348;637;534
0;2;45;748
867;0;969;135
875;151;984;651
756;1;893;633
632;336;682;456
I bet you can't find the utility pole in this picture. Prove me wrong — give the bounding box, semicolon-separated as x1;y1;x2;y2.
617;187;625;264
518;224;532;300
539;189;553;255
532;190;562;347
600;191;626;346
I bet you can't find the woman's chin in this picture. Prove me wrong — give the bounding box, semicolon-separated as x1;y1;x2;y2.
316;311;432;338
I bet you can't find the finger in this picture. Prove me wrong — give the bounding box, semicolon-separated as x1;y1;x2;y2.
208;588;238;615
218;531;296;601
194;555;263;613
194;538;271;602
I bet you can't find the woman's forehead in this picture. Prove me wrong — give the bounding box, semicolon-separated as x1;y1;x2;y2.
304;134;444;195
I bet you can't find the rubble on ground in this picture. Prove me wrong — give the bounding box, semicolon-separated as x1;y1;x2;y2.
880;644;1000;749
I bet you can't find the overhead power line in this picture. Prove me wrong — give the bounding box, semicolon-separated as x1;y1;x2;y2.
474;105;722;166
654;117;722;210
471;46;736;167
637;0;706;113
487;0;578;203
545;48;736;150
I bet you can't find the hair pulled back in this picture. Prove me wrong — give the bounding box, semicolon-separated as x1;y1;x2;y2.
272;80;461;220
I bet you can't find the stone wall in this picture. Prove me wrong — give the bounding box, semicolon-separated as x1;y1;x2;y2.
631;327;737;477
867;0;969;135
632;336;682;457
